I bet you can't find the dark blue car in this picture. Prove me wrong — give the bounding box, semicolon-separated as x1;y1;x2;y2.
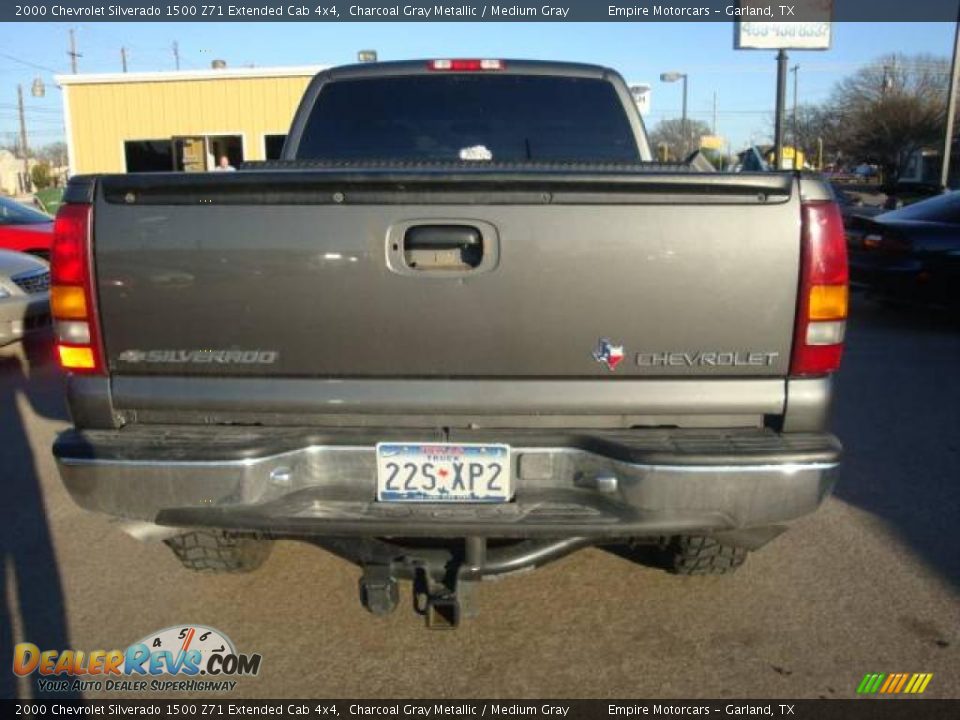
846;191;960;308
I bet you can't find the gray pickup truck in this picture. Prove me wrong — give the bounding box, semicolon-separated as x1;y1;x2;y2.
51;60;847;627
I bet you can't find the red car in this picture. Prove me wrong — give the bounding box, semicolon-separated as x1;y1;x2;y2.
0;196;54;260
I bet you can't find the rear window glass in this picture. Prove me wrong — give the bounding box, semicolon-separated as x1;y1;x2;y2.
295;74;640;163
882;191;960;224
0;196;51;225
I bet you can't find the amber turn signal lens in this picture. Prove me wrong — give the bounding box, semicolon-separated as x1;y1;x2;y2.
57;345;96;370
808;284;848;321
51;286;88;320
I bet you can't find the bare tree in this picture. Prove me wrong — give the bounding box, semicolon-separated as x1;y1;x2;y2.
827;54;948;179
791;104;844;167
649;118;714;162
35;142;68;166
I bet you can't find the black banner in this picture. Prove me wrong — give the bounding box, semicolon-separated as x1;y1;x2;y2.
1;0;958;23
3;700;960;719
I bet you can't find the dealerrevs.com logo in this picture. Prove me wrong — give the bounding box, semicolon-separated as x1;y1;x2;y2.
13;624;262;693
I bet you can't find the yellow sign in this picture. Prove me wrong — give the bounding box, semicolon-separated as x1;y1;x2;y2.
700;135;725;151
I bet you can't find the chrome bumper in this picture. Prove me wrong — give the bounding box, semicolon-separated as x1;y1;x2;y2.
54;427;840;538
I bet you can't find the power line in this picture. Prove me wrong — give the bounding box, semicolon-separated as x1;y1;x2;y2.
0;51;59;74
0;104;63;114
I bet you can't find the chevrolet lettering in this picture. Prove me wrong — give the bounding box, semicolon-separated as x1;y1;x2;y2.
636;351;780;367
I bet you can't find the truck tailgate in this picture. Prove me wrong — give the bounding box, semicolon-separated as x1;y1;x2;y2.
93;171;799;383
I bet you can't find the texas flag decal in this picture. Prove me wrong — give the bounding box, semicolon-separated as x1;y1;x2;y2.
592;338;625;371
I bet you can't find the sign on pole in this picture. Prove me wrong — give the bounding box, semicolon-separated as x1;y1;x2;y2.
629;84;652;115
735;1;833;50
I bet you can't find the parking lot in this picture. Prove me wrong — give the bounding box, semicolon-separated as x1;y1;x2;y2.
1;293;957;700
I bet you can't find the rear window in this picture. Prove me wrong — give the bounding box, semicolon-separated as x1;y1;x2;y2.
881;191;960;224
0;196;51;225
295;74;640;163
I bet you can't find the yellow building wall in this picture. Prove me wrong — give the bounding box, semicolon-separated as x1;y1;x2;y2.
66;75;315;174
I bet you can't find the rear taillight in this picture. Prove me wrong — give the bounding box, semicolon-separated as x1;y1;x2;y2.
51;203;103;374
428;59;505;71
790;200;848;377
863;231;910;255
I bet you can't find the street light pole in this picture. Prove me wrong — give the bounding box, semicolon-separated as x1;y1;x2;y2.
681;73;688;157
941;6;960;190
774;49;788;170
16;84;30;193
791;64;800;170
660;71;689;158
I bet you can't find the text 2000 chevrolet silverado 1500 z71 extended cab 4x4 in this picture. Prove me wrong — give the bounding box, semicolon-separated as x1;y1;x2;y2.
51;60;847;626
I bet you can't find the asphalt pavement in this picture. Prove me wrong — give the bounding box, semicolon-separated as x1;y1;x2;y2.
1;293;957;700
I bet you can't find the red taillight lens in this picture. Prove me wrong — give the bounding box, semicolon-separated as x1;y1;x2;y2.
428;59;505;71
51;204;90;285
51;203;103;375
790;200;849;377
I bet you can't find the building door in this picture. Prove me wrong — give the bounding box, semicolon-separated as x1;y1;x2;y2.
173;136;208;172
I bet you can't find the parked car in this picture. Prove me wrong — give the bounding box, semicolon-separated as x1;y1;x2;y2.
50;59;847;627
831;183;884;223
0;249;51;347
846;190;960;307
0;196;54;260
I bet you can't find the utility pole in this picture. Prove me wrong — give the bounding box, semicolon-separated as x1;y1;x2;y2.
17;84;30;193
121;47;128;73
67;29;81;73
941;6;960;190
172;41;181;70
881;64;893;97
791;64;800;169
773;49;788;170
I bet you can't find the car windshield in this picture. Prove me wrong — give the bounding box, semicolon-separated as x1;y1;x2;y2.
296;74;641;163
881;191;960;224
0;196;52;225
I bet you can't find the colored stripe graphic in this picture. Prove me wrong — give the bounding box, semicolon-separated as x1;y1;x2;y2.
857;672;933;694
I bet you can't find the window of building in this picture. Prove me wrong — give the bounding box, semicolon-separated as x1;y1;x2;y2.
207;135;244;169
264;134;286;160
124;140;174;173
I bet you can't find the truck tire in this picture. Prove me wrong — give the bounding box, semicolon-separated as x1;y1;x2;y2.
667;535;748;575
164;531;272;573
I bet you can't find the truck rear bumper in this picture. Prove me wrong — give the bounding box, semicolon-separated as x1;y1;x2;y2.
53;426;840;539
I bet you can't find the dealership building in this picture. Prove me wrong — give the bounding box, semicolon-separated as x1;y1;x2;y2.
56;64;327;175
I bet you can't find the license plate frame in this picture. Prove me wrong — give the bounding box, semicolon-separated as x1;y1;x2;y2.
375;442;512;503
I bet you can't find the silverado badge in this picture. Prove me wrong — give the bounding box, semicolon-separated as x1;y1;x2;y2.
592;338;625;371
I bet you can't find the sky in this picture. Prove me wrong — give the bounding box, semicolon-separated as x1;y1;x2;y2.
0;21;955;153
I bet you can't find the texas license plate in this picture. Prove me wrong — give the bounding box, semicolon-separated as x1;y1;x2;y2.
375;443;512;502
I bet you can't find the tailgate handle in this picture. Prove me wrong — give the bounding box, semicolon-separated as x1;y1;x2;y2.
403;225;483;269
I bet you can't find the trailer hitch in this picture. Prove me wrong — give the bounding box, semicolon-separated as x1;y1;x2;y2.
316;536;592;627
